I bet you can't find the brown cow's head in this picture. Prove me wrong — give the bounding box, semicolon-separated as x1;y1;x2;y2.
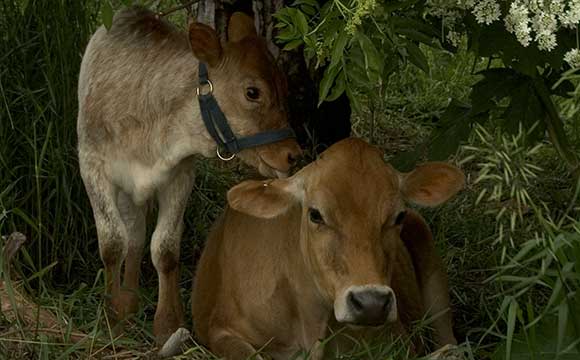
227;138;464;326
188;13;301;177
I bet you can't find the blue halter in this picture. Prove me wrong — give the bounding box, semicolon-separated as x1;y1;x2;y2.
197;63;296;160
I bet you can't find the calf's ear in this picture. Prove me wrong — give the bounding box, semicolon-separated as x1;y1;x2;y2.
228;12;257;42
227;178;301;219
189;22;222;67
401;162;465;207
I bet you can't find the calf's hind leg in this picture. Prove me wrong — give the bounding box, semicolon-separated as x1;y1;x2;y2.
151;161;195;345
400;210;457;347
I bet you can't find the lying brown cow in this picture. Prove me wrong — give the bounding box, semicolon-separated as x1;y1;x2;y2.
193;138;464;359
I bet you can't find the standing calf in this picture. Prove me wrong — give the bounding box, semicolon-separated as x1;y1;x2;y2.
193;138;464;359
77;6;300;345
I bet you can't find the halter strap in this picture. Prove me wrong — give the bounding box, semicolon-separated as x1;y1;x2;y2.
197;63;296;158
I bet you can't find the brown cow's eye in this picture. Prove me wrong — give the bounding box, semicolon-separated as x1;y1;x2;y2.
308;208;324;224
395;211;407;225
246;87;260;101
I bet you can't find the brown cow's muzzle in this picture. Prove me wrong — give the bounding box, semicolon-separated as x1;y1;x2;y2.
335;285;398;326
256;138;302;177
346;289;394;326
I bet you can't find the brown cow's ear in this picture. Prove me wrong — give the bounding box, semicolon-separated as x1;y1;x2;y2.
228;12;257;42
189;22;222;67
401;162;465;207
227;179;300;219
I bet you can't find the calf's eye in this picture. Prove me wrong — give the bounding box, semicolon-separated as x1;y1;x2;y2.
395;211;407;225
308;208;324;224
245;87;260;101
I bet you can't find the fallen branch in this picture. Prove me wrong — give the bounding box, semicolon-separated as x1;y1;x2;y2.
156;0;201;18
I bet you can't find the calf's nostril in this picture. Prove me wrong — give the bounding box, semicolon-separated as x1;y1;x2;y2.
287;153;296;165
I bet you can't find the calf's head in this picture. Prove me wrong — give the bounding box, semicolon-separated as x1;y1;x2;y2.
189;13;301;177
227;138;464;326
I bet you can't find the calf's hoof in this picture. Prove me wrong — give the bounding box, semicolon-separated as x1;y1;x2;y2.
426;344;464;360
154;315;184;347
157;327;190;358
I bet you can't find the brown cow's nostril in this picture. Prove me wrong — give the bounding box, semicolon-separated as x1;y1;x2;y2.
288;153;297;165
347;289;392;326
348;292;364;311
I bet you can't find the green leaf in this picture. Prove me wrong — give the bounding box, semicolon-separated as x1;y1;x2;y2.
345;87;362;114
318;65;340;106
329;30;349;70
506;299;519;360
300;4;317;16
292;0;319;8
501;80;546;141
391;16;440;39
294;10;309;35
283;39;303;51
471;68;525;115
404;40;429;73
428;100;478;161
326;70;346;102
101;1;114;30
277;27;299;42
396;29;437;47
356;33;383;82
391;150;422;172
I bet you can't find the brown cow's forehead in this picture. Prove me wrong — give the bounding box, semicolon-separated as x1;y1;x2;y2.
304;139;401;222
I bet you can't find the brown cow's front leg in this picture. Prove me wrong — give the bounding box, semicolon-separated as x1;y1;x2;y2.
210;331;264;360
151;162;195;346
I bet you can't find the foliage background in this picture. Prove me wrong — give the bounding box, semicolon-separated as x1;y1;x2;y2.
1;0;579;359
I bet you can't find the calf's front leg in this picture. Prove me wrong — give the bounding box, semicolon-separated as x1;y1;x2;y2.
80;160;128;324
151;161;195;346
116;191;148;319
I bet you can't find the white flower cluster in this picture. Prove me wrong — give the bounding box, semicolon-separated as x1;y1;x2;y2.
564;48;580;67
426;0;580;58
472;0;501;24
505;2;532;46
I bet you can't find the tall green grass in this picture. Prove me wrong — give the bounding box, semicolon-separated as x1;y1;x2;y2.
0;0;100;285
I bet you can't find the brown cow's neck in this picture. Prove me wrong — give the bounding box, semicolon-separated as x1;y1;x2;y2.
278;205;333;350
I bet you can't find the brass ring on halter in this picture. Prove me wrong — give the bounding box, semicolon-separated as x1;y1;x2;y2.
216;148;235;161
196;80;214;96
